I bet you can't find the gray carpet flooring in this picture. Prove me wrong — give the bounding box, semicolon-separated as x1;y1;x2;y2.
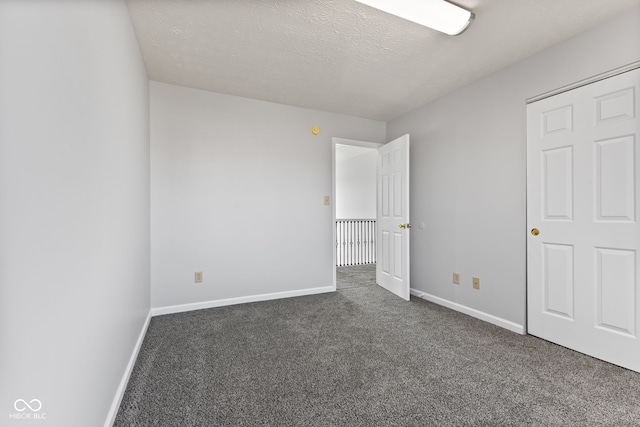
336;264;377;290
115;264;640;426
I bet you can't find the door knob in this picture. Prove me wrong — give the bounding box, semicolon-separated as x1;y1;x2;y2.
531;228;540;236
399;224;412;229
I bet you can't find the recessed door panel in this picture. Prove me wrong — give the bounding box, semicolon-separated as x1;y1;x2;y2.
393;172;402;218
595;135;635;222
382;151;391;168
393;146;402;166
381;231;390;274
596;87;635;126
596;248;636;337
542;105;573;136
543;146;573;220
543;244;574;319
382;175;390;218
393;232;402;280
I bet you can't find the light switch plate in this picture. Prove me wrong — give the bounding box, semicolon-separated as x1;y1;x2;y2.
323;195;330;205
453;272;460;284
195;272;203;283
473;277;480;289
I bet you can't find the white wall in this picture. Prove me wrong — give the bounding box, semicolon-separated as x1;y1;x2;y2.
336;149;377;219
387;7;640;331
150;82;385;309
0;1;150;426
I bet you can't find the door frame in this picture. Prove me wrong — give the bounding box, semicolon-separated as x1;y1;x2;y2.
331;137;383;291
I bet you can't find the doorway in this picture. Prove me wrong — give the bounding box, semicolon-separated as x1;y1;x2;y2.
333;139;380;291
331;135;411;300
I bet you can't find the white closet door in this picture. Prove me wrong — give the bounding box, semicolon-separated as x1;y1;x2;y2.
527;68;640;372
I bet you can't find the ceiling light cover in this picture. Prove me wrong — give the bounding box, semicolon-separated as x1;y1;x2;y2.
355;0;475;35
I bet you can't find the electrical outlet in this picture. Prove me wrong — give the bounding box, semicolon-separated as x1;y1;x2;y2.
453;272;460;284
195;272;203;283
473;277;480;290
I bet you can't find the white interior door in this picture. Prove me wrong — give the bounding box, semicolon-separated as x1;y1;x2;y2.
376;134;410;300
527;68;640;372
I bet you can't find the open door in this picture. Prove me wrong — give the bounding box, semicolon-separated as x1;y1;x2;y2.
376;134;410;300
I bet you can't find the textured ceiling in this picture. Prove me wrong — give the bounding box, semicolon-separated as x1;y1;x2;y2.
127;0;640;121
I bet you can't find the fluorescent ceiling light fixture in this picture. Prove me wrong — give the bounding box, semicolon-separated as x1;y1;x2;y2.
354;0;475;36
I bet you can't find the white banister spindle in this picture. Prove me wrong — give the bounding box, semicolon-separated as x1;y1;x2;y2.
336;219;376;266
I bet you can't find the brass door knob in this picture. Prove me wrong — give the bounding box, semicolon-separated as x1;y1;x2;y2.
399;224;412;229
531;228;540;236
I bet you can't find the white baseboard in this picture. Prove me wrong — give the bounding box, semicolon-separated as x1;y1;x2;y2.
104;311;151;427
150;286;335;317
410;288;525;335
